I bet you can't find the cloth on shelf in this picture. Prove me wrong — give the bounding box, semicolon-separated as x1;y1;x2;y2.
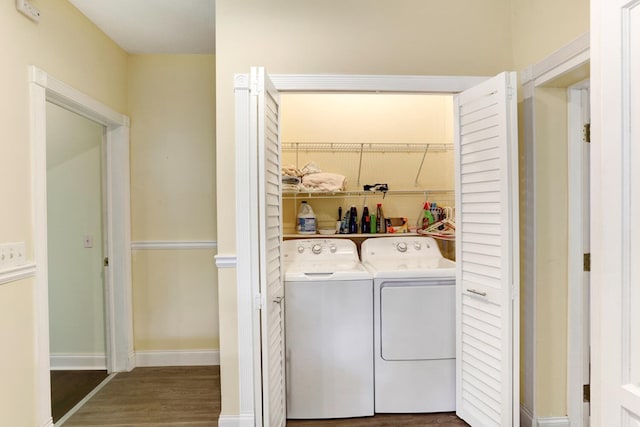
282;175;301;192
300;172;347;192
282;164;303;178
300;161;321;176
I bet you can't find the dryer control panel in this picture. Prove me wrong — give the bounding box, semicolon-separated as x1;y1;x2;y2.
361;236;442;260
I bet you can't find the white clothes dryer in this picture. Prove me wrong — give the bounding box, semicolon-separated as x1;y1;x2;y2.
361;236;456;413
283;239;374;419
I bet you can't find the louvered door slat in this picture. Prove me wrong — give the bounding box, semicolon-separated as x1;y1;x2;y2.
455;72;519;427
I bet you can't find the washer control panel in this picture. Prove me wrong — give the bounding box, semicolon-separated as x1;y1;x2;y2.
283;239;359;262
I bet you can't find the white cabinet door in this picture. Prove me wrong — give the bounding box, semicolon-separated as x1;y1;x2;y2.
454;71;519;427
252;66;286;427
591;1;640;425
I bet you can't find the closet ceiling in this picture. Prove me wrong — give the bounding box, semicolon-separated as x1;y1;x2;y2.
67;0;215;54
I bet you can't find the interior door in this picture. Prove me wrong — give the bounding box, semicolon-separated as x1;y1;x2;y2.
454;71;519;427
252;66;286;427
591;1;640;425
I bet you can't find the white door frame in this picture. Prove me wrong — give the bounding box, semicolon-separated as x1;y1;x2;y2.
233;73;491;427
29;66;133;427
520;32;590;427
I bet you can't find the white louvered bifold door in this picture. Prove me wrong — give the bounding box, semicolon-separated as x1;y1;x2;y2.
253;66;286;427
454;72;519;427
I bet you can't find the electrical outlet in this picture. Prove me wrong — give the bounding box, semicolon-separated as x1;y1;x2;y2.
16;0;40;22
0;242;27;270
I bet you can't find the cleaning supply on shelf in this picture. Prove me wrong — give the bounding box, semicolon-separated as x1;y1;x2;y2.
361;206;371;233
297;201;317;234
348;205;358;234
341;208;350;234
418;202;435;230
376;203;386;234
370;214;377;234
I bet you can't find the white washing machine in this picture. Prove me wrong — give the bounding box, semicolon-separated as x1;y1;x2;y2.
361;236;456;413
283;238;374;419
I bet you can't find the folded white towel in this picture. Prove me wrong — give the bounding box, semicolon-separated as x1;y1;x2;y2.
301;172;347;192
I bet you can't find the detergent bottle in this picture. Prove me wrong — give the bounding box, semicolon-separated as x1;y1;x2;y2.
297;201;317;234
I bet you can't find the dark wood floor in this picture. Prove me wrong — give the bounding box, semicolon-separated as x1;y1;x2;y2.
63;366;220;426
59;366;467;426
50;369;109;423
288;412;469;426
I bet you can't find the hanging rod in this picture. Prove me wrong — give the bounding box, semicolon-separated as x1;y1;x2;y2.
281;142;453;153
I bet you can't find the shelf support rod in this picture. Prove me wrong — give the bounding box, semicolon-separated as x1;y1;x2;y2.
415;145;429;185
356;143;364;186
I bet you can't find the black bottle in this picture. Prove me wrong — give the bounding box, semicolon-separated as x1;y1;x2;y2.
348;205;358;234
361;206;370;233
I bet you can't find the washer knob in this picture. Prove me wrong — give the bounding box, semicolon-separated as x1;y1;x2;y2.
329;244;337;253
312;244;323;254
414;242;422;250
397;242;408;252
297;246;305;254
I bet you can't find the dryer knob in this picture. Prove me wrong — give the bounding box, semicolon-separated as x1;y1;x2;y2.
329;244;337;253
397;242;408;252
312;244;323;254
414;242;422;250
297;246;305;254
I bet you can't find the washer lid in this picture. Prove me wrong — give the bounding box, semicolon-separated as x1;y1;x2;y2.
284;260;372;281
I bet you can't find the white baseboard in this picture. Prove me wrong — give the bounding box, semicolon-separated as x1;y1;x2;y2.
40;418;54;427
520;405;569;427
521;404;534;427
50;353;106;370
537;416;570;427
135;349;220;367
217;413;255;427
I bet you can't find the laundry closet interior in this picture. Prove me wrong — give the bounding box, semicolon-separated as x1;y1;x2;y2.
278;91;459;419
280;92;456;258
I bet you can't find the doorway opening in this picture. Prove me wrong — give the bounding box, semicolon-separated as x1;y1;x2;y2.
45;102;109;423
234;70;520;427
29;66;132;426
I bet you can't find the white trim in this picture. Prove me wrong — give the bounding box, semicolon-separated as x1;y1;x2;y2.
536;417;571;427
40;420;54;427
234;73;262;423
135;349;220;367
49;353;107;370
131;240;217;250
29;66;133;427
521;404;534;427
54;373;116;427
520;32;590;87
270;73;489;93
0;263;36;286
215;254;237;268
519;33;591;427
217;414;255;427
567;82;590;427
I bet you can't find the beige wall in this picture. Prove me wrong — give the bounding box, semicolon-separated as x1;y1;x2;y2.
128;55;219;352
510;0;590;73
0;0;127;423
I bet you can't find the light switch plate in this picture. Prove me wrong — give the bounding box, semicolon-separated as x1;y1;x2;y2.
0;242;27;270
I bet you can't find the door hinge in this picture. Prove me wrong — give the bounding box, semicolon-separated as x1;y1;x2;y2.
583;253;591;272
583;123;591;143
254;293;264;310
103;257;109;267
583;384;590;403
